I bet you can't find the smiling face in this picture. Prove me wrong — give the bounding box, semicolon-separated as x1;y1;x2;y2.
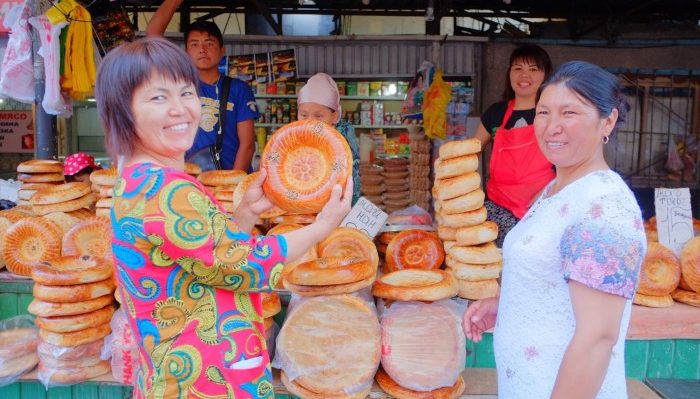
509;57;546;100
297;102;337;125
131;72;201;163
534;82;617;178
185;30;224;73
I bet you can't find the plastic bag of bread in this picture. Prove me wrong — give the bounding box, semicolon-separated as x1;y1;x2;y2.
36;334;111;387
105;307;139;385
272;294;381;397
379;299;467;391
383;205;434;231
0;315;39;387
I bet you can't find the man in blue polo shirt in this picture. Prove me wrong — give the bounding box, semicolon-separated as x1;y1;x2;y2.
146;0;258;171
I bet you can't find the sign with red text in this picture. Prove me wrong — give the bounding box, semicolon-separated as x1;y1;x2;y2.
0;110;34;153
654;188;694;256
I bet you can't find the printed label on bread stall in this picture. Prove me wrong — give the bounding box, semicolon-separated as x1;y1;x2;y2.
341;197;388;238
654;188;693;256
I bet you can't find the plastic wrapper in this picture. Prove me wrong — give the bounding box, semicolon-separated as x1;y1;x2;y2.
381;205;435;232
0;315;39;387
379;299;467;391
273;294;380;396
0;0;34;103
36;337;110;388
105;307;139;385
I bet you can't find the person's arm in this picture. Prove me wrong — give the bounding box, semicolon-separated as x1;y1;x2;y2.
145;0;183;36
550;282;626;399
232;119;255;171
474;122;491;150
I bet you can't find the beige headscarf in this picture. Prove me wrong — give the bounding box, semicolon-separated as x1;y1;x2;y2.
297;73;341;123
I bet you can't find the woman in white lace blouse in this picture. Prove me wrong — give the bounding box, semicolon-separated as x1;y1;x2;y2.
463;61;647;398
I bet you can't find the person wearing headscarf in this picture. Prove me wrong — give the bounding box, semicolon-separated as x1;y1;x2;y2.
297;73;361;205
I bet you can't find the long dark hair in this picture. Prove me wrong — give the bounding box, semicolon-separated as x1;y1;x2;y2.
537;60;630;134
503;44;553;100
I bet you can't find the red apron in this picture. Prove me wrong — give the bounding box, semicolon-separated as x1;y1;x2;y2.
486;100;555;219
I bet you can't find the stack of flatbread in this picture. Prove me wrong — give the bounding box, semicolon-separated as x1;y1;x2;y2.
199;170;247;214
360;162;385;209
433;138;502;300
409;134;432;211
16;160;65;207
28;256;115;384
90;168;118;219
382;157;411;214
0;325;39;383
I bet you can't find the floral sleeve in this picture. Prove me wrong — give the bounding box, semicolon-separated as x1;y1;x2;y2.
142;173;286;292
559;199;646;299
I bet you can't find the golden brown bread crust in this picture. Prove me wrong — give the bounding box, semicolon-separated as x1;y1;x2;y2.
438;138;481;160
434;154;479;179
440;189;485;215
262;120;352;214
433;172;481;201
2;217;62;276
372;269;458;302
375;368;466;399
17;172;64;183
197;169;247;186
437;226;457;241
318;227;379;271
385;230;444;272
638;242;681;296
633;292;673;307
284;273;376;296
262;292;281;318
31;182;91;205
31;193;96;215
89;168;118;186
28;295;114;317
446;256;502;281
671;289;700;307
17;160;63;174
38;323;111;347
455;221;498;246
277;295;380;394
35;304;115;333
281;370;372;399
436;206;488;228
31;256;113;286
448;242;502;265
287;256;375;286
457;279;500;300
680;236;700;293
33;278;115;303
61;217;113;259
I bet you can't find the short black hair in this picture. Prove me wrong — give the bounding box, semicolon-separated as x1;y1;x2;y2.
185;20;224;48
503;44;553;100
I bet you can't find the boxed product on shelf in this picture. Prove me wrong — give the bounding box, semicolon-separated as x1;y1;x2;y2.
370;82;383;96
346;81;358;96
358;81;370;96
372;101;384;126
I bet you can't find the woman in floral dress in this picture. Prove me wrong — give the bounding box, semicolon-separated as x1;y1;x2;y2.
94;37;352;399
463;61;647;398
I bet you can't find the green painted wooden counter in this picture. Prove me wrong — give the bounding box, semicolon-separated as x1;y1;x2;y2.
1;274;699;398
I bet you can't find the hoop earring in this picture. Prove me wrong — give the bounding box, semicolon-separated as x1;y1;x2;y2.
602;136;609;144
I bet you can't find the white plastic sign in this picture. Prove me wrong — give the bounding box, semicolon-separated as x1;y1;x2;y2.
340;196;388;238
654;188;694;256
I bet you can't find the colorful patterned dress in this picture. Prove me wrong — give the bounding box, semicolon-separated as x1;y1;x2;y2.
111;163;286;399
494;170;646;398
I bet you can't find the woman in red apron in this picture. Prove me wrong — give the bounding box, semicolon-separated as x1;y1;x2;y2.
474;45;554;246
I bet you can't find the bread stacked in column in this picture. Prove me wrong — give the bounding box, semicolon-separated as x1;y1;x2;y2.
28;256;115;384
90;168;118;219
360;163;385;208
382;157;411;213
16;160;65;207
674;236;700;307
433;138;502;300
370;230;465;399
198;170;247;214
276;226;381;398
409;134;432;211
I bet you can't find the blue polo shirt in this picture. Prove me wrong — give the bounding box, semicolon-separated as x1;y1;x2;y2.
186;77;259;170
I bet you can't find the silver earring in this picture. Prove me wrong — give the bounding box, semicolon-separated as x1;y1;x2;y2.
602;136;609;144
